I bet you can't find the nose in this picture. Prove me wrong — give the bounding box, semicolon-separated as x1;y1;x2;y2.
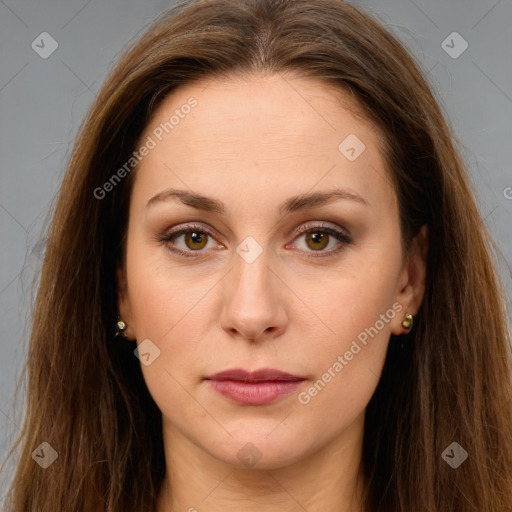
219;248;288;342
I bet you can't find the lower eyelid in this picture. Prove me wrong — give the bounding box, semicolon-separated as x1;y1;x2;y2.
289;230;351;256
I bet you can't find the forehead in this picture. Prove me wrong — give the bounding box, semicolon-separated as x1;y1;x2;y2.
147;72;379;145
132;72;393;214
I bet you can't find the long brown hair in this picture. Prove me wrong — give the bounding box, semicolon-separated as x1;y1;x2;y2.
3;0;512;510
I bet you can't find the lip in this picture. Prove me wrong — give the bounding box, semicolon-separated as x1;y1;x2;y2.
204;367;305;405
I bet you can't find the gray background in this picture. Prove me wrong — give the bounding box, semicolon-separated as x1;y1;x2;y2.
1;0;511;501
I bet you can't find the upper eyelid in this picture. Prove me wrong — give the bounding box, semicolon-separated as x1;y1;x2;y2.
164;220;348;237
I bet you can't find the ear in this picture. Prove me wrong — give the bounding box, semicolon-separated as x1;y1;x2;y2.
391;224;428;335
116;262;136;340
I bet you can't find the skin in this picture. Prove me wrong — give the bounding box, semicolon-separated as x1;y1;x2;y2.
117;72;428;512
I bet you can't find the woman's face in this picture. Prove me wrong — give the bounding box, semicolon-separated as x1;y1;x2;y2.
118;72;426;470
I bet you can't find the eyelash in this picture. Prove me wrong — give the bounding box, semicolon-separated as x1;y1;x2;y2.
157;222;352;259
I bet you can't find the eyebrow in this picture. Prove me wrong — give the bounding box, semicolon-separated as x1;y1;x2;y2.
146;187;368;215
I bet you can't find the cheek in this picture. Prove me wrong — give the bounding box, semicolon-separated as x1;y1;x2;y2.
126;264;219;421
302;253;401;345
129;268;217;358
126;234;207;335
124;245;237;398
294;298;394;437
292;258;401;414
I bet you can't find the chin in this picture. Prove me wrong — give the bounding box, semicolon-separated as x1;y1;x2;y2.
202;425;312;470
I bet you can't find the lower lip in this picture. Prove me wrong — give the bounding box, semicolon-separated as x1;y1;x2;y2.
206;379;304;405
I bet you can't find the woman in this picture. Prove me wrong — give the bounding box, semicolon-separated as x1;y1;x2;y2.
3;0;512;511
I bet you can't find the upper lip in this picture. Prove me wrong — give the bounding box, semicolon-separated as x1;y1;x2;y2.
205;368;305;382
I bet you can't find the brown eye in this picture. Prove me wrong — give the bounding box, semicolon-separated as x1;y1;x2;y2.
183;231;209;250
290;224;352;258
158;224;220;258
304;231;330;251
159;222;351;259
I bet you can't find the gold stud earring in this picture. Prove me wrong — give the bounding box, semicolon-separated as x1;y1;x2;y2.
401;313;414;331
115;318;127;337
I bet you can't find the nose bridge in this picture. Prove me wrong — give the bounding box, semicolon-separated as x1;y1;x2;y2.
232;243;274;309
221;240;285;339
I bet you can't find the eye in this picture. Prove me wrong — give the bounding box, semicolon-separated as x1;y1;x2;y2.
288;222;352;258
157;223;222;258
157;222;352;259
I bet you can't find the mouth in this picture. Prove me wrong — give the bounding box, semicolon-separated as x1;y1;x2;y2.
204;368;306;406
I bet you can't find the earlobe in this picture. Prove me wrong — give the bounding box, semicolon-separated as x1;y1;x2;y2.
116;263;135;340
391;224;428;335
